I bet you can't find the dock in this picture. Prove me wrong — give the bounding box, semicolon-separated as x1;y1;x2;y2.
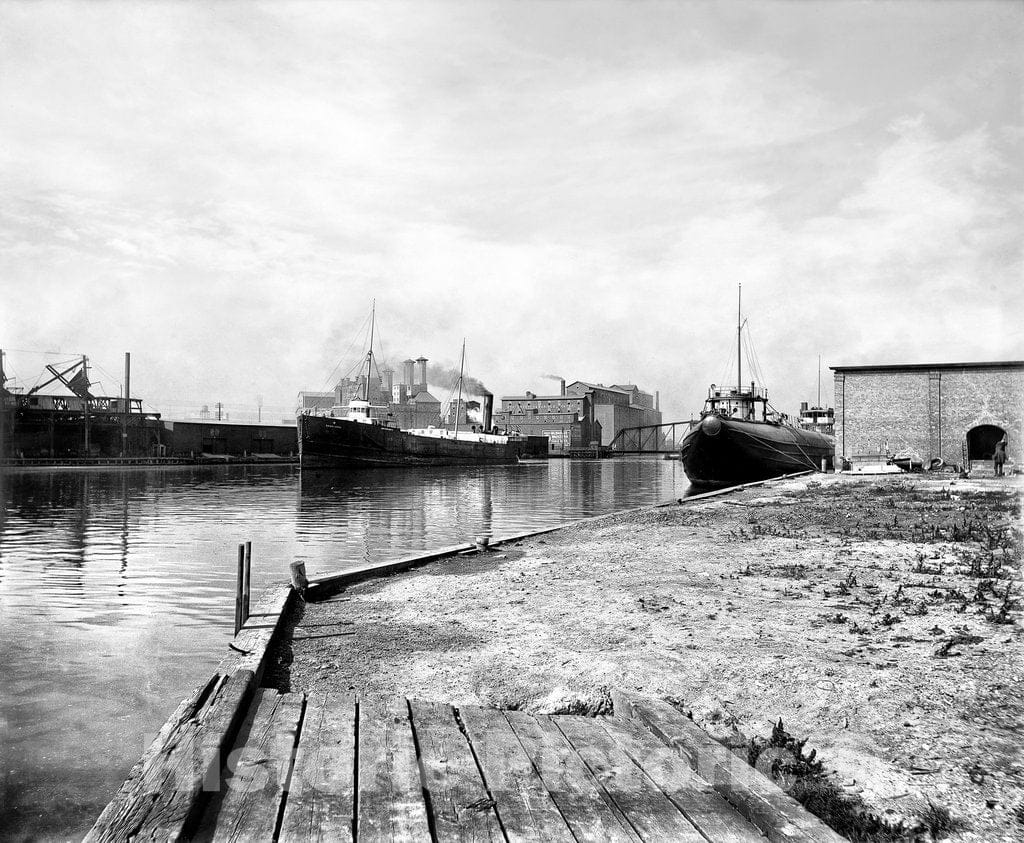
86;473;853;842
86;675;841;842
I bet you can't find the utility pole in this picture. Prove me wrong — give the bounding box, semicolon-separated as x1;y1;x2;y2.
82;355;90;457
216;402;223;421
0;348;6;463
122;352;131;457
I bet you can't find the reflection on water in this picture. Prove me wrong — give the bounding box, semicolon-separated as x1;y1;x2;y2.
0;458;687;840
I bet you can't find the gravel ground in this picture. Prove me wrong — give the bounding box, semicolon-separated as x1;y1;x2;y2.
277;473;1023;841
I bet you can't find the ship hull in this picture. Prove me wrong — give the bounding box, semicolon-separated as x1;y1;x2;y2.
298;414;526;469
680;416;834;487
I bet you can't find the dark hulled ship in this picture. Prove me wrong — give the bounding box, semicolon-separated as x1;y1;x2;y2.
680;288;834;487
297;309;527;469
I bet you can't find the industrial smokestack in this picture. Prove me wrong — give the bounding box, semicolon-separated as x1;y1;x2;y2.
482;393;493;431
381;366;394;393
655;390;659;411
402;359;415;386
416;357;428;388
543;374;566;396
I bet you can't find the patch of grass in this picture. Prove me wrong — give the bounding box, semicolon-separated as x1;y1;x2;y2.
747;720;963;841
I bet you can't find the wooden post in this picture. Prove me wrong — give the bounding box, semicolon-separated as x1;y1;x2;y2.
289;561;308;593
234;543;244;635
243;541;252;623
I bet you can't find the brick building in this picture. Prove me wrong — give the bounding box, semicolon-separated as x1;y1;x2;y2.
495;379;662;452
831;361;1024;469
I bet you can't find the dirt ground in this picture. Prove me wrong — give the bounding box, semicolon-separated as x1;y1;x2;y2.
280;473;1023;841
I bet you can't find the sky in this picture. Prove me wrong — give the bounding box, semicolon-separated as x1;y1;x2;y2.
1;0;1021;423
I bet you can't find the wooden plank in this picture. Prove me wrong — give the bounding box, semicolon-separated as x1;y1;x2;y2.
278;692;357;843
409;700;504;842
198;689;304;841
621;695;845;843
554;715;706;843
505;711;639;843
458;705;575;843
84;670;255;842
85;675;223;841
218;585;293;684
357;696;432;841
599;715;764;842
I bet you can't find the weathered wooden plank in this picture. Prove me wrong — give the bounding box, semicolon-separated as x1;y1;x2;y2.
554;714;706;842
409;700;504;843
505;711;640;843
85;675;223;842
599;715;765;842
621;694;845;843
278;692;357;843
357;696;432;841
84;670;255;842
217;585;293;684
458;705;575;843
197;689;304;841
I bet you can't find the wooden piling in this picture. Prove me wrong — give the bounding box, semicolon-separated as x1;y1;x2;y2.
289;561;308;593
243;541;252;622
234;544;245;635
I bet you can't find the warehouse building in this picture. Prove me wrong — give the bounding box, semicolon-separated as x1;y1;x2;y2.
495;379;661;453
831;361;1024;470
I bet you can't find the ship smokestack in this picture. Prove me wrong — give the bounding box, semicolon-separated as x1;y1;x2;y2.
482;393;493;431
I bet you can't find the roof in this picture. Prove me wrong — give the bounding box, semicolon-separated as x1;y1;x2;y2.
565;381;631;394
412;391;440;403
831;361;1024;373
500;394;580;401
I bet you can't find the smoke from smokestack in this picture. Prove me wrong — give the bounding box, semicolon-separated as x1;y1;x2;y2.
427;363;489;396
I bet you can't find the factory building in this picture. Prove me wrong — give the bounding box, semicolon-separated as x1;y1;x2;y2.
495;378;661;452
832;361;1024;471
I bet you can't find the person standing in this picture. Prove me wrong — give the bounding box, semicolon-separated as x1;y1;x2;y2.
993;436;1008;477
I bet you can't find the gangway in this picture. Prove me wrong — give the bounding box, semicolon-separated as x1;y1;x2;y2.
609;420;693;454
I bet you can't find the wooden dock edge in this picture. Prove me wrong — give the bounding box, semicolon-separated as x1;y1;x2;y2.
85;585;296;841
304;469;816;601
611;692;847;843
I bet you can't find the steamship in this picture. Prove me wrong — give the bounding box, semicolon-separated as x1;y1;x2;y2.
680;287;834;487
297;312;526;469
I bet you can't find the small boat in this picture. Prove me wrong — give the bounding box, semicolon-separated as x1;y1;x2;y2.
680;287;834;487
298;307;527;469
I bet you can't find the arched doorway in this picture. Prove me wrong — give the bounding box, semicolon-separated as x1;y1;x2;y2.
966;424;1006;461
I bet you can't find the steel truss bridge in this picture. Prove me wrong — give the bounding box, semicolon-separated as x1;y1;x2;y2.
609;420;693;454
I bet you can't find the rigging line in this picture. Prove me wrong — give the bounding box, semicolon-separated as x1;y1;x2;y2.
745;322;768;386
319;309;372;393
728;424;818;471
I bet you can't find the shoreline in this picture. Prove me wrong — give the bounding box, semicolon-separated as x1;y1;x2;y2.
276;472;1023;841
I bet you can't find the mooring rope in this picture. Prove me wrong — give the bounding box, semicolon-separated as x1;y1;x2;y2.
728;423;819;471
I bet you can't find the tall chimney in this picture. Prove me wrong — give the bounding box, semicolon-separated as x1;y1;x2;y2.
381;366;394;393
482;393;493;431
655;390;659;411
416;356;428;387
402;359;415;386
560;378;566;396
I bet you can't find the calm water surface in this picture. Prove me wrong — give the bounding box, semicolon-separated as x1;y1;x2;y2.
0;458;688;841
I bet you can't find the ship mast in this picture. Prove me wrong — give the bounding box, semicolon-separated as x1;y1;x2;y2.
817;354;821;408
454;339;465;438
363;300;376;402
737;283;742;394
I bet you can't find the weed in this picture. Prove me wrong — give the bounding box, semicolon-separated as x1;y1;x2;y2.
881;613;902;627
918;801;963;840
746;720;915;841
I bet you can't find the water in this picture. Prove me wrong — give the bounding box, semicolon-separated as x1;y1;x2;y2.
0;458;688;840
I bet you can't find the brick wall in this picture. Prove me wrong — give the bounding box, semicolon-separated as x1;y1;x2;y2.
834;364;1024;466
